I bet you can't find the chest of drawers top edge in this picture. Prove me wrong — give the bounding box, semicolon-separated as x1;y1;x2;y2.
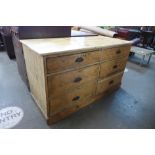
20;36;131;57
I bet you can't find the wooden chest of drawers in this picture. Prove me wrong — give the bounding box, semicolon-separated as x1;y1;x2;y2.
21;36;131;124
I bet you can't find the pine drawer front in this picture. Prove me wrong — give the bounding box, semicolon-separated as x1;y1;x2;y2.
96;73;123;95
47;65;99;98
46;50;100;74
48;94;96;124
49;82;96;115
100;46;130;61
100;58;127;79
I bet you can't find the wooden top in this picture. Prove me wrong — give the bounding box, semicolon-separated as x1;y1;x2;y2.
131;46;155;55
21;36;131;56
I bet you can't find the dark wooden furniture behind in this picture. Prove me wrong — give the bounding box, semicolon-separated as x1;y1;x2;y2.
1;27;15;59
140;30;155;48
0;27;5;51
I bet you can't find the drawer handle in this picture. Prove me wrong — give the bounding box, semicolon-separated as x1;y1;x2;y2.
116;49;121;54
72;96;80;101
75;57;84;63
74;77;82;83
113;65;118;69
109;80;114;85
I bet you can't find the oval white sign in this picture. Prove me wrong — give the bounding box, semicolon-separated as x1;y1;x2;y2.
0;107;24;129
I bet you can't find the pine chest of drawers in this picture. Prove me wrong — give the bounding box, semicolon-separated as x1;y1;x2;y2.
21;36;131;124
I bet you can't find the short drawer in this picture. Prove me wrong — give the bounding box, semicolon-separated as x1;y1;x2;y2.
100;58;127;78
100;46;130;61
47;65;99;98
46;50;100;74
97;73;123;94
49;95;95;123
49;82;96;115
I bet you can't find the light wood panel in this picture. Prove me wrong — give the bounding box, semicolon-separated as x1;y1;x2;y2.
46;50;100;74
49;81;96;115
100;46;130;61
97;72;123;95
20;36;131;56
22;45;47;118
100;58;127;78
47;65;99;98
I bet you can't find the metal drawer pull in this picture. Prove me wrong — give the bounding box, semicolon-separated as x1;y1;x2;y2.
74;77;82;83
116;49;121;54
75;57;84;63
72;96;80;101
109;80;114;85
113;65;118;69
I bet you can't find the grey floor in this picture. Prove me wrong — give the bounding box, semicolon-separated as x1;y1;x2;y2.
0;51;155;129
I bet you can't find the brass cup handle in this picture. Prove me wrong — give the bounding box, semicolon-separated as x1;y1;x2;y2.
113;65;118;69
116;49;121;54
74;77;82;83
75;57;84;63
72;96;80;101
109;80;114;85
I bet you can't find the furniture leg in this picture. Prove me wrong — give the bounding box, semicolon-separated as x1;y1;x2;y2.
141;55;145;66
147;54;152;64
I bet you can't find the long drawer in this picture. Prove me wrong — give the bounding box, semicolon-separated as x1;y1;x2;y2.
47;65;99;98
49;81;96;115
100;58;127;78
100;46;130;61
97;72;123;94
46;50;100;74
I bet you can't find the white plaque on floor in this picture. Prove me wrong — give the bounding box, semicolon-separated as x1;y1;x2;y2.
0;107;24;129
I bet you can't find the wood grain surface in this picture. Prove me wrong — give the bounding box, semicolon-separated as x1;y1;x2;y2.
46;50;100;74
100;46;130;61
100;58;127;78
97;72;123;95
49;81;97;116
47;65;99;98
21;36;131;56
22;45;47;118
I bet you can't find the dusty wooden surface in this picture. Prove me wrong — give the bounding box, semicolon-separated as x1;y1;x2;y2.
22;45;48;118
21;36;131;56
47;65;99;98
46;50;100;74
100;58;127;78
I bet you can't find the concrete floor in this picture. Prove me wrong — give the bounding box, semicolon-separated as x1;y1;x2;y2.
0;51;155;129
